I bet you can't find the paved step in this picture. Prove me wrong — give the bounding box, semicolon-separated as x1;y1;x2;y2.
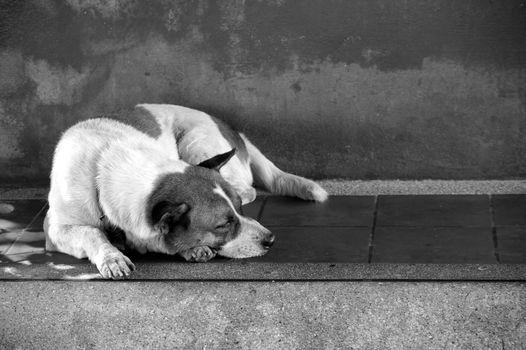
1;194;525;281
1;189;525;349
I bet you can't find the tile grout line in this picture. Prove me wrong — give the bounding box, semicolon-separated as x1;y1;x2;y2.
24;202;48;231
4;201;48;255
488;194;501;263
367;195;379;263
265;224;494;228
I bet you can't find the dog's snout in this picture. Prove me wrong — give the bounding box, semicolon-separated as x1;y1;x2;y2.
262;231;275;249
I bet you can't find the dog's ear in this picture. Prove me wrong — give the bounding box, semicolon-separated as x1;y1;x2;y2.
198;149;236;171
151;201;190;234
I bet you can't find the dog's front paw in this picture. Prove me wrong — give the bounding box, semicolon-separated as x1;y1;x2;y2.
180;246;217;262
95;249;136;279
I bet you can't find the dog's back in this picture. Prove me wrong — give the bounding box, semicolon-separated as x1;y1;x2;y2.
97;103;327;203
134;104;328;203
48;118;177;226
48;119;134;226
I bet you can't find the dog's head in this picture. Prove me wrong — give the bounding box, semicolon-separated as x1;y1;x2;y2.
147;149;274;259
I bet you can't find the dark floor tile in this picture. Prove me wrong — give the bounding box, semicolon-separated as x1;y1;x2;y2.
125;250;187;262
1;200;47;255
0;200;47;231
0;200;47;254
492;195;526;226
377;195;490;227
260;196;375;227
0;230;21;254
4;230;46;255
251;226;370;263
1;251;86;264
372;227;496;263
1;196;265;264
242;196;266;220
26;203;48;232
496;226;526;263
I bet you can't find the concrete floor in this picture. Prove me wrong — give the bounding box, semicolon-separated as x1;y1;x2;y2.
1;281;525;350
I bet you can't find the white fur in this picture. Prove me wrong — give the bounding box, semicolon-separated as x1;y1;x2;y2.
97;138;188;253
140;103;256;203
139;104;256;204
213;184;239;216
138;103;326;204
46;118;189;277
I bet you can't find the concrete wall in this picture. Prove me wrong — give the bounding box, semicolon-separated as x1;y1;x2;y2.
1;0;525;182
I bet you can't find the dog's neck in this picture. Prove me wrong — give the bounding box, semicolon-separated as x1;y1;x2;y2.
96;137;188;243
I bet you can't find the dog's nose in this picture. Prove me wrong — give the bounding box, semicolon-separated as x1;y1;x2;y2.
262;232;275;249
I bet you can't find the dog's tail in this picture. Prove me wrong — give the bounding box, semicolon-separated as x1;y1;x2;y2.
241;135;328;202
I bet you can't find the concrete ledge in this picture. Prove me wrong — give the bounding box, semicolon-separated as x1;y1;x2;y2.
319;179;526;195
1;180;525;200
2;262;525;281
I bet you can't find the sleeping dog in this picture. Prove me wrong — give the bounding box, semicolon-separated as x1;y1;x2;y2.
45;105;327;278
45;118;275;278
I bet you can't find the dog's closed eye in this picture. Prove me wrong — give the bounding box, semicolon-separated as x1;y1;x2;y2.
215;216;235;230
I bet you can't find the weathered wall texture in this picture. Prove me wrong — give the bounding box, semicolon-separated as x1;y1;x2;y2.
0;0;525;182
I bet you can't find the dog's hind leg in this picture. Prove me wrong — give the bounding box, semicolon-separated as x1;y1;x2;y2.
45;218;135;279
241;135;328;202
